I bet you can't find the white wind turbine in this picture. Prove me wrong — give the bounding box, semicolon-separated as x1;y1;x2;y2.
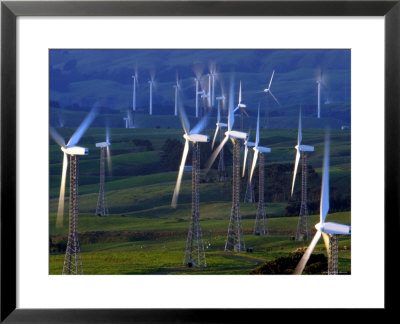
50;106;98;228
291;107;315;197
172;98;209;268
234;81;248;131
263;70;280;127
205;80;248;252
293;133;351;275
247;107;271;235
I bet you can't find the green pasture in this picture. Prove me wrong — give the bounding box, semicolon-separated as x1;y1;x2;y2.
49;127;351;275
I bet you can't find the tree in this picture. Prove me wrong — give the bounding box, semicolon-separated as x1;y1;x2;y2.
159;139;184;172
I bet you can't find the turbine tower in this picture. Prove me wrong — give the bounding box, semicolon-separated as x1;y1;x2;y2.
148;79;154;115
294;132;351;275
206;81;248;252
212;95;227;181
233;81;248;131
173;76;181;116
291;107;314;241
263;70;280;128
95;130;111;217
248;107;271;235
242;130;255;203
208;72;217;107
172;99;209;268
50;106;98;275
194;77;201;118
316;70;326;118
132;73;138;112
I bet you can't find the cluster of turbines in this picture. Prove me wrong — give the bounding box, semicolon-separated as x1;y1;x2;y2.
124;66;328;129
50;67;349;276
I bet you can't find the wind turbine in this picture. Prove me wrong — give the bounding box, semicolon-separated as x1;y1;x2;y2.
233;81;248;131
95;128;111;216
248;107;271;235
294;133;351;275
171;98;209;268
291;107;314;241
263;70;280;127
50;106;98;274
206;79;248;252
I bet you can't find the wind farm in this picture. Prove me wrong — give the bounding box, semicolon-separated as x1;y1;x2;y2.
49;49;351;275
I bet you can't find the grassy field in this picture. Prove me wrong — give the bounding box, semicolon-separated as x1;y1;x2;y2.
49;127;351;275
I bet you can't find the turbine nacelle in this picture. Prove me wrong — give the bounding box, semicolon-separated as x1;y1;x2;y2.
61;146;88;156
295;144;315;152
315;222;351;235
217;122;227;128
256;146;271;153
183;133;209;143
216;96;225;101
226;130;248;140
96;142;111;148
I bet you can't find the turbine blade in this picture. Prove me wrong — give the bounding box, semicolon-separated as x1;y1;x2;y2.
291;149;301;197
228;82;234;131
205;135;229;171
238;81;242;104
255;107;260;147
106;146;112;176
242;144;248;177
178;99;190;135
320;132;330;224
67;105;99;147
190;112;208;135
269;90;280;106
242;108;249;117
268;70;275;89
293;230;322;275
298;106;302;146
171;140;190;208
211;126;219;150
56;153;68;228
321;232;330;255
250;148;259;182
50;127;65;147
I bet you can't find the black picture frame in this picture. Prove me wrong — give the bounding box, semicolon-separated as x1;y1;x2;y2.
1;0;398;322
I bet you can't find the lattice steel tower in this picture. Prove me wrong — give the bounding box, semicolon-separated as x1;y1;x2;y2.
63;155;83;275
183;143;207;267
328;234;339;275
225;139;245;252
254;153;268;235
96;146;109;216
295;153;310;241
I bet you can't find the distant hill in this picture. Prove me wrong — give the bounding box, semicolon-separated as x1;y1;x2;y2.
50;49;351;128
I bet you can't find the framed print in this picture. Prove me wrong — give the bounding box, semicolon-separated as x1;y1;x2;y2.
1;0;399;322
